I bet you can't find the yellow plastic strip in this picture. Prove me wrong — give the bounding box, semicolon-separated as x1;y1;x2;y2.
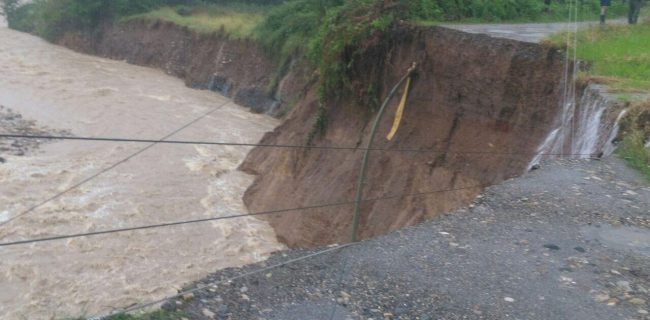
386;76;411;141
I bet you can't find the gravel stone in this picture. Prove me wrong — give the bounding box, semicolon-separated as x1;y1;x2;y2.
170;159;650;320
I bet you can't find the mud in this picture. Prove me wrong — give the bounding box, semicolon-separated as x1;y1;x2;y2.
241;25;571;247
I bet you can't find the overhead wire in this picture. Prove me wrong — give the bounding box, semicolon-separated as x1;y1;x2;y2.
0;133;602;157
0;5;601;318
0;101;230;228
0;183;488;247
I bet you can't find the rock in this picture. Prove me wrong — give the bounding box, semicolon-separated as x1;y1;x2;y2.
594;293;610;303
504;297;515;302
574;246;586;253
240;286;248;293
218;304;229;316
629;298;647;306
543;244;560;251
394;306;405;315
0;157;5;163
616;281;632;293
638;309;648;315
606;298;619;306
202;308;216;318
182;293;194;301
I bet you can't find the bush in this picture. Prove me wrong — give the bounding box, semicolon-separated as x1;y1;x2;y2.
255;0;344;61
1;0;20;26
6;0;193;41
618;130;650;181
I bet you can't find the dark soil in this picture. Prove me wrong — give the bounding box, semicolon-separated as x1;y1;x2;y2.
162;158;649;320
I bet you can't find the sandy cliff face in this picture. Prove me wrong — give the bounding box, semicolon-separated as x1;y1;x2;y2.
240;26;568;247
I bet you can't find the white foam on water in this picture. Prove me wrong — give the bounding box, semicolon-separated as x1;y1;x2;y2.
0;211;10;223
0;24;285;320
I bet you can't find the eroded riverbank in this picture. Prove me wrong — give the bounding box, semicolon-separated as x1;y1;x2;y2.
0;24;284;319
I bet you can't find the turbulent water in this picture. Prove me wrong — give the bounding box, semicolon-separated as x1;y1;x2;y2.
0;24;284;319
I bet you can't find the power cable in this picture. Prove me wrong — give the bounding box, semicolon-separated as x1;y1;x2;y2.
0;133;601;157
0;183;487;247
0;101;229;228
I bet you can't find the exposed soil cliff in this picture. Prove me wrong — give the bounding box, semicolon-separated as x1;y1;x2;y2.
240;25;569;247
56;21;616;248
59;20;310;116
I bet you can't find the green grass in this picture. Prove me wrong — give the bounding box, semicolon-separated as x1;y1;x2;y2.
575;24;650;92
125;4;268;38
549;17;650;93
618;130;650;182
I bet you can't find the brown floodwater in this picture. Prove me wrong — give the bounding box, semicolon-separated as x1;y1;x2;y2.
0;23;284;319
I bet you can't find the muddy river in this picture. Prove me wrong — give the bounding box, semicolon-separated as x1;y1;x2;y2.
0;21;284;319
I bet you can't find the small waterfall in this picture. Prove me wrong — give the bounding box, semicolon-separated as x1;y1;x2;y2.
602;109;629;156
529;84;626;169
570;86;609;155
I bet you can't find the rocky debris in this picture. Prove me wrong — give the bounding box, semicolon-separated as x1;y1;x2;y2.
0;105;71;161
164;158;649;320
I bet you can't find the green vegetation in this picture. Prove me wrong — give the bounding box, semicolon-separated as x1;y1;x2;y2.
618;130;650;181
125;4;267;38
551;19;650;93
4;0;641;145
5;0;188;40
544;8;650;180
1;0;20;25
617;100;650;182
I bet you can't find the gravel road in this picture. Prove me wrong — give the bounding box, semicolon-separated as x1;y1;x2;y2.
161;157;650;320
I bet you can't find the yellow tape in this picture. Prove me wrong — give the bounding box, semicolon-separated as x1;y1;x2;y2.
386;76;411;141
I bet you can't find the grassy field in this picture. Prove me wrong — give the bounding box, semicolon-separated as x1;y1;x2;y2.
545;6;650;93
125;4;268;38
565;22;650;93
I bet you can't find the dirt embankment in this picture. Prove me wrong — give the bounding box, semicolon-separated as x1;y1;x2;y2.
59;20;310;116
240;25;568;247
58;21;570;248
